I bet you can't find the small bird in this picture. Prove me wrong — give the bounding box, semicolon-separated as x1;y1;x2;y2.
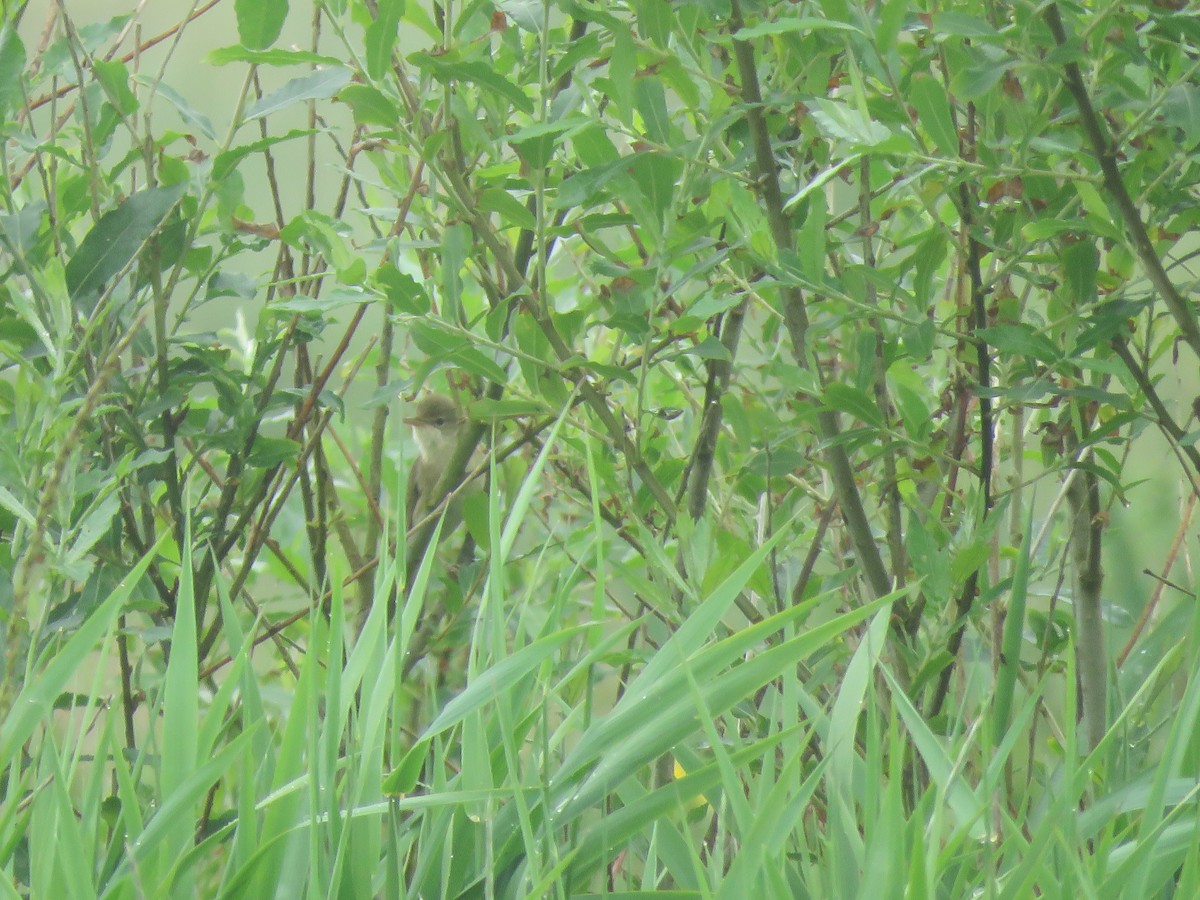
403;392;482;531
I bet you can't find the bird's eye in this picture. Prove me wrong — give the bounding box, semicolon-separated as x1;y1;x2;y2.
434;418;445;427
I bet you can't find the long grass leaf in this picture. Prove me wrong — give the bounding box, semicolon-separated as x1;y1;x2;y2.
0;537;162;772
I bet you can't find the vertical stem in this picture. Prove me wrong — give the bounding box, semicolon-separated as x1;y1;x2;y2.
1067;453;1106;750
728;0;892;606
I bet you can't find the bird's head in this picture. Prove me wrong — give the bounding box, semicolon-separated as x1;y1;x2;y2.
403;393;464;461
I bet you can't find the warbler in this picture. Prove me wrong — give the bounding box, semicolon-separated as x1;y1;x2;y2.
403;392;483;532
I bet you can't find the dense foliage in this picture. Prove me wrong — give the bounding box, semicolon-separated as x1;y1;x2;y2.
3;0;1200;896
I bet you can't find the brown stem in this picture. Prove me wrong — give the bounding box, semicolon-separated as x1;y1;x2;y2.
727;0;892;607
928;101;994;718
684;297;749;521
1044;2;1200;359
860;157;908;589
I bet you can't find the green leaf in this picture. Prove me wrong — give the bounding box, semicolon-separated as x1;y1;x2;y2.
636;0;675;47
555;590;900;825
479;188;536;230
374;265;431;314
1062;239;1098;307
876;0;908;52
92;59;139;115
932;11;1000;39
683;336;731;361
408;51;533;114
1165;83;1200;146
636;77;672;144
422;627;588;739
0;201;46;259
161;539;198;818
0;539;163;772
382;738;431;795
0;484;34;529
410;320;508;383
65;184;186;304
439;221;470;321
509;117;587;170
608;28;636;123
213;128;319;180
0;25;26;116
951;54;1009;100
909;74;958;157
496;0;542;32
246;437;301;468
950;538;990;585
338;83;400;128
1021;217;1089;240
65;492;120;565
242;67;352;121
808;99;910;152
976;324;1062;363
732;16;863;39
624;152;683;230
823;382;884;427
879;664;987;839
280;209;352;270
235;0;289;50
208;46;342;67
146;79;216;141
467;398;545;419
365;0;404;81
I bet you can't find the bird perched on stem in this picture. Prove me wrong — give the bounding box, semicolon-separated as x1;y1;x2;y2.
403;392;483;533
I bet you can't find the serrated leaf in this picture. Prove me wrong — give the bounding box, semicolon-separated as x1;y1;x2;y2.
823;382;884;426
145;78;216;141
680;336;732;362
374;265;430;314
609;28;635;121
66;493;121;565
0;26;25;116
235;0;288;50
808;99;909;152
408;51;532;114
951;56;1009;100
1062;239;1098;307
365;0;404;81
242;67;351;122
732;16;862;39
338;83;400;128
213;128;319;180
410;321;507;383
479;188;536;230
976;324;1062;363
496;0;542;32
92;59;138;115
279;210;352;270
246;437;301;468
932;11;1000;39
909;74;958;157
208;46;342;67
950;538;990;585
65;184;186;304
